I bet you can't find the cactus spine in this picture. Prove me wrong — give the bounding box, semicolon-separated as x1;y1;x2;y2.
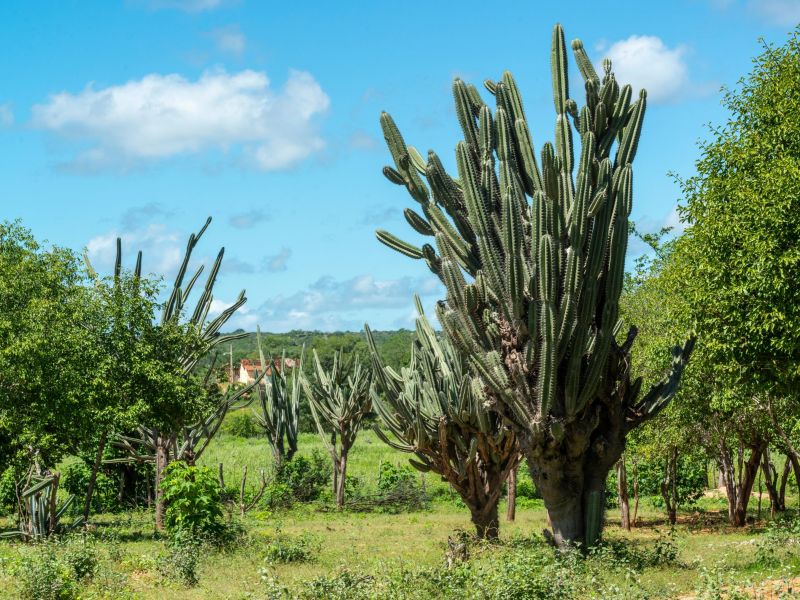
376;24;695;548
366;298;520;540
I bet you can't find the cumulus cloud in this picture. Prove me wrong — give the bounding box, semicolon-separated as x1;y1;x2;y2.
264;247;292;272
220;257;256;275
211;25;246;55
602;36;690;104
252;274;443;332
32;69;330;171
0;104;13;127
748;0;800;26
229;210;270;229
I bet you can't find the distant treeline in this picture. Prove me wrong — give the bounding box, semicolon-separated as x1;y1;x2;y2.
202;329;417;374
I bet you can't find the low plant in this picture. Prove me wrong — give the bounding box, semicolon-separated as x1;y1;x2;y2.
262;531;318;564
60;535;99;581
223;410;262;439
159;461;224;541
17;544;77;600
273;451;331;503
160;529;202;586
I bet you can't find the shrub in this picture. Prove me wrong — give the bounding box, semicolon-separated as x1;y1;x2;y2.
262;532;318;564
61;536;98;581
159;461;224;541
160;529;202;587
262;483;294;510
223;410;262;438
17;545;76;600
274;451;331;503
376;461;416;494
0;467;18;515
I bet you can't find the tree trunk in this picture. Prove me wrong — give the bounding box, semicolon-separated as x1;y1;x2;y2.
154;432;169;531
778;458;791;509
83;431;107;522
470;502;500;540
632;459;639;527
661;447;678;525
506;465;517;522
719;440;764;527
617;458;630;531
761;448;785;515
335;446;349;508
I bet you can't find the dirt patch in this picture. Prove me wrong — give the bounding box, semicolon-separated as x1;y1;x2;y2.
680;576;800;599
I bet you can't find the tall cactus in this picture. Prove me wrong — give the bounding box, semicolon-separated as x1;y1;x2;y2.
376;24;695;548
252;327;302;466
366;298;520;539
301;349;372;507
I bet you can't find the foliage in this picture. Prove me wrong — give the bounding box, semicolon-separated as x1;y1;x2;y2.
160;528;202;586
222;410;262;439
273;450;331;503
376;461;417;495
673;29;800;393
16;544;77;600
262;531;318;564
159;461;224;540
61;461;120;514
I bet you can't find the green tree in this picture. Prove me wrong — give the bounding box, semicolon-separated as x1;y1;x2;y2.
666;29;800;525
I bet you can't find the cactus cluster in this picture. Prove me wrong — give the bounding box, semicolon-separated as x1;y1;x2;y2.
252;327;301;465
366;298;519;539
302;349;372;507
377;24;695;547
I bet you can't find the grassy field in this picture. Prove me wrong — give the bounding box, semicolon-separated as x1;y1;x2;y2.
1;425;799;599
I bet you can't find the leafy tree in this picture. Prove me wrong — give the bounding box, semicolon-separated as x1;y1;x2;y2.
664;29;800;525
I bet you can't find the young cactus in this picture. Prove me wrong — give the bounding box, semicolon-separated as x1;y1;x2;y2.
301;348;372;508
366;298;520;539
252;327;302;466
376;24;695;548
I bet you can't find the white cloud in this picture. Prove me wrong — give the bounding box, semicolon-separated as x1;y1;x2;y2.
32;69;330;171
252;274;443;332
0;104;13;127
87;223;183;275
211;25;246;55
602;36;690;104
264;247;291;272
748;0;800;26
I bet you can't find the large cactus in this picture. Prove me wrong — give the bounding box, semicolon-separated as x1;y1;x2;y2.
376;24;695;547
252;327;301;466
366;298;519;539
301;349;372;507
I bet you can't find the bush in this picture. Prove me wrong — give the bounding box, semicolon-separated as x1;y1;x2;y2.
159;461;224;541
222;410;262;438
0;466;18;516
61;461;120;514
377;461;416;494
262;532;318;564
61;536;98;581
17;545;77;600
160;529;202;586
274;451;331;503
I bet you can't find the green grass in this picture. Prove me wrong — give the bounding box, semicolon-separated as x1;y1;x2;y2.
1;428;799;598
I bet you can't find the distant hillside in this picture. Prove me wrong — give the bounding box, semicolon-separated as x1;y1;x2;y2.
201;329;417;373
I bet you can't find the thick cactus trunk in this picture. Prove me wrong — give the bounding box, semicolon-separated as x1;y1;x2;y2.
470;503;500;540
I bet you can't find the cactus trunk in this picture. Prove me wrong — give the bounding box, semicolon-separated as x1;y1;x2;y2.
470;503;500;540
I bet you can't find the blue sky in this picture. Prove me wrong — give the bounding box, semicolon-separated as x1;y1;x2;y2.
1;0;798;332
